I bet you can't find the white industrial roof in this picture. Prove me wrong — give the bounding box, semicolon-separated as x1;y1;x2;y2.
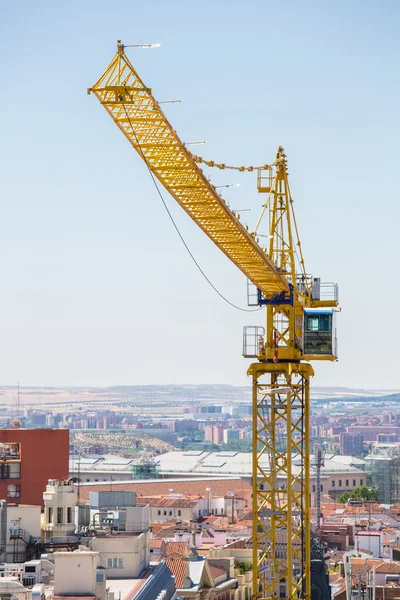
70;451;365;478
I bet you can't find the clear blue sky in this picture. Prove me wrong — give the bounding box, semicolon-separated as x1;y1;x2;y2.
0;0;398;389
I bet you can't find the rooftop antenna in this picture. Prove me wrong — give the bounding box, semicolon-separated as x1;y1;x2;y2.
215;183;240;189
117;40;161;50
12;382;20;428
184;141;207;146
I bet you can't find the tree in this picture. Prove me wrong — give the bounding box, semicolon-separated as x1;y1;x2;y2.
235;562;253;574
338;485;377;504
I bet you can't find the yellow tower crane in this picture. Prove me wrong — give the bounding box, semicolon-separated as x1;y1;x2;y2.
89;41;339;600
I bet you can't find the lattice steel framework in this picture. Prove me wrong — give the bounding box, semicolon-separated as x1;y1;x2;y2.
88;42;289;300
249;362;313;600
90;43;338;600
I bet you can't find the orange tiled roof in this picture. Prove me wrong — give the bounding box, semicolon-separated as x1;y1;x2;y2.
75;479;251;503
375;562;400;574
209;564;227;579
225;539;249;549
164;541;190;558
165;557;188;589
154;526;176;539
146;497;200;508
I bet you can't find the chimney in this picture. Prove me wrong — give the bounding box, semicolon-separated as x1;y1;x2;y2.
206;487;212;515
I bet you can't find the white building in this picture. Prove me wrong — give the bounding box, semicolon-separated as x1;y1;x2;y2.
43;480;77;538
90;531;150;579
0;500;41;563
223;429;240;444
54;550;106;600
149;496;207;523
354;531;383;558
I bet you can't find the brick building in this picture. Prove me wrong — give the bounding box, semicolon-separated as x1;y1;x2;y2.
0;428;69;506
204;425;224;444
347;425;399;442
340;432;364;456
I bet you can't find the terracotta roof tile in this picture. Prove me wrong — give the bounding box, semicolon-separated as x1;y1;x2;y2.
154;526;176;539
375;563;400;574
225;538;249;549
151;523;176;535
75;478;251;504
164;541;190;558
165;557;189;589
144;497;200;508
209;564;227;579
238;510;253;521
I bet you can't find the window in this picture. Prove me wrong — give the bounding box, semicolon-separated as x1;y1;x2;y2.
0;463;21;479
57;507;63;524
321;485;323;492
353;479;356;486
338;480;342;487
157;510;161;515
107;558;124;569
346;480;349;487
163;511;167;516
360;479;363;486
169;511;172;516
221;508;224;514
67;507;72;524
7;484;20;498
312;485;316;492
48;507;53;524
332;481;335;487
0;464;10;479
178;510;181;517
25;566;36;573
96;572;105;584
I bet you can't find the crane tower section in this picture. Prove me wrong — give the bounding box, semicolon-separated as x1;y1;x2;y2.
89;42;339;600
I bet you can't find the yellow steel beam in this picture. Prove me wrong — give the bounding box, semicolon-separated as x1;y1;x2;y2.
249;361;313;600
89;44;289;299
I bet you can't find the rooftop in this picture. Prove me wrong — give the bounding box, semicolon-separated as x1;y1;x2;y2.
74;477;251;503
155;451;365;478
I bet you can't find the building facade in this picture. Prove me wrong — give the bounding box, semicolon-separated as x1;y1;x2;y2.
365;443;400;504
340;432;364;456
0;429;69;506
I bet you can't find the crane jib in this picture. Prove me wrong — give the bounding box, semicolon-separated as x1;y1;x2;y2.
88;50;290;300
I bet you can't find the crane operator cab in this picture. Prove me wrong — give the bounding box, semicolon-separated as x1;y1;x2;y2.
303;309;338;360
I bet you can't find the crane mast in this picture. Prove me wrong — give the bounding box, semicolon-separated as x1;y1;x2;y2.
89;42;339;600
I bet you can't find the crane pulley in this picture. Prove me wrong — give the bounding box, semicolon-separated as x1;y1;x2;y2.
190;153;272;172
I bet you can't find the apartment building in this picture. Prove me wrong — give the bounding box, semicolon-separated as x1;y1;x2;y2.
0;429;69;506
